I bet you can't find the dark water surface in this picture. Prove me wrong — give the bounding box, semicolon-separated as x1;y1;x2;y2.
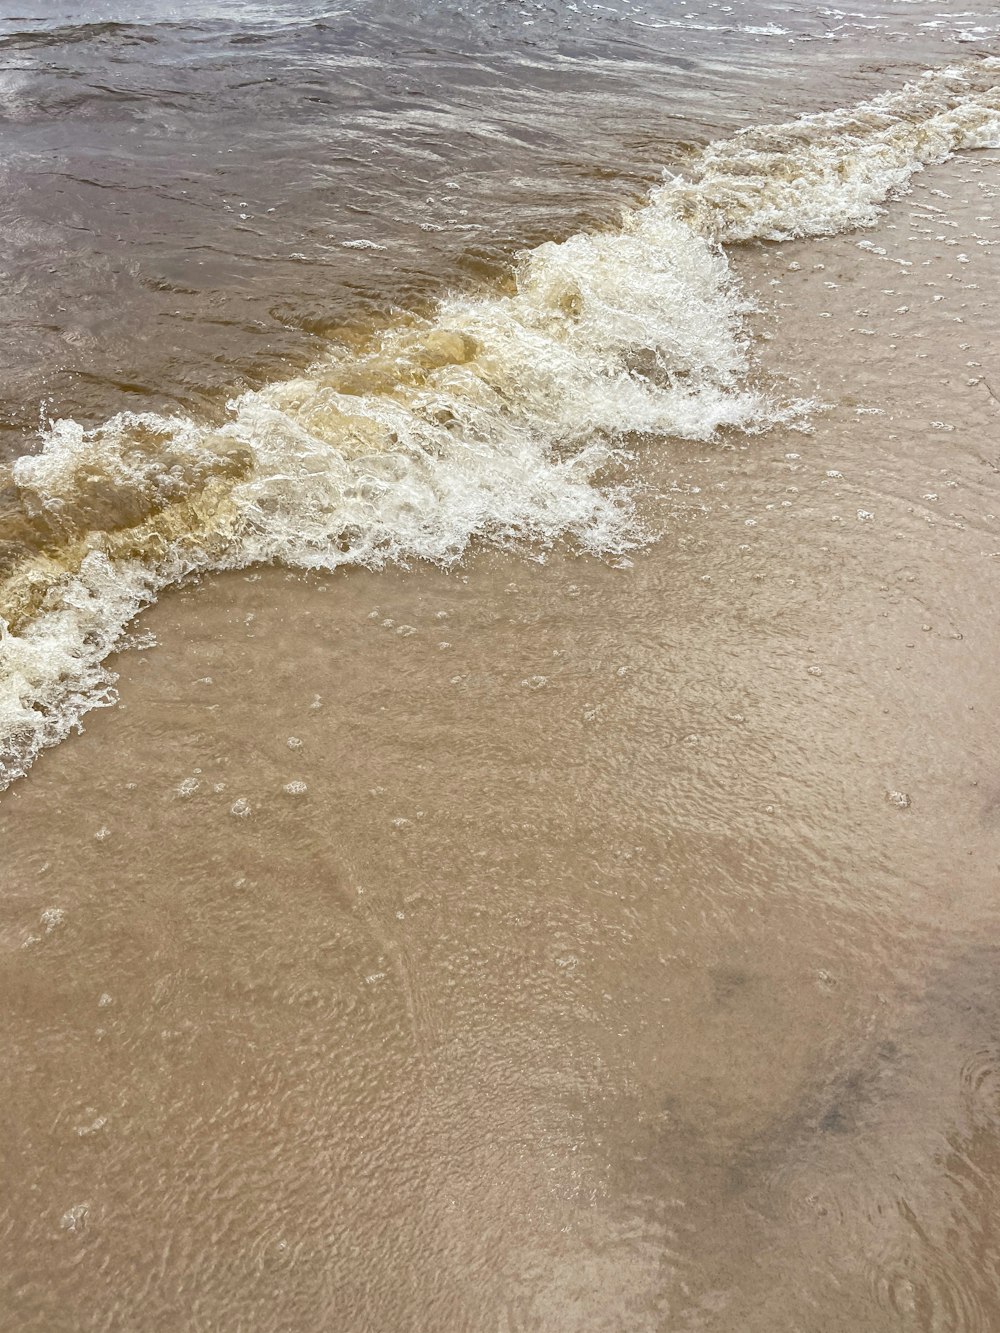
1;0;994;443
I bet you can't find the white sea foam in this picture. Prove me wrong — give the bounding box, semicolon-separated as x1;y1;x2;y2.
2;58;999;787
664;59;1000;242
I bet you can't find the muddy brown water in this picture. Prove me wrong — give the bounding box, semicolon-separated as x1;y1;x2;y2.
2;153;1000;1329
2;0;997;447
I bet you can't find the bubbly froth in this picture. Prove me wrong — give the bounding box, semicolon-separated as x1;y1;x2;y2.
2;58;999;788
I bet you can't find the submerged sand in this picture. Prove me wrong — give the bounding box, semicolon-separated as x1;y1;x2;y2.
2;154;999;1330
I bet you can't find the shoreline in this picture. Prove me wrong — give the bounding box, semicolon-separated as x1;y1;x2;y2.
3;58;999;795
3;150;1000;1328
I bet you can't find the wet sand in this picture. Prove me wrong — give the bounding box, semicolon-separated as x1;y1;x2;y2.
2;155;1000;1329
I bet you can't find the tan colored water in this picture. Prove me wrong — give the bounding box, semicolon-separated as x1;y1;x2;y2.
2;152;999;1328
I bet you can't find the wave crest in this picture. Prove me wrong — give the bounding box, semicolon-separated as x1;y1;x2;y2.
2;58;999;787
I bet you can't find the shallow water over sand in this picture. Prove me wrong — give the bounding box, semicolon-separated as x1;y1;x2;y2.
2;153;1000;1329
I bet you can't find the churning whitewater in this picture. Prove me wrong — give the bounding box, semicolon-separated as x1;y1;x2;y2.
1;58;999;788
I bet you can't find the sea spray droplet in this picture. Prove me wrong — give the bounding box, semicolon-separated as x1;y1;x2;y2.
283;781;308;796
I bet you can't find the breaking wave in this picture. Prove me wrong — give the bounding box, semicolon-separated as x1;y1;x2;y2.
2;57;999;787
